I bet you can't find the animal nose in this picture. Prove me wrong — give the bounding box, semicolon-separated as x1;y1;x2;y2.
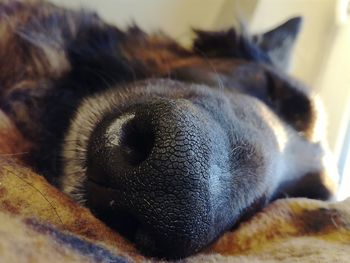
86;98;228;259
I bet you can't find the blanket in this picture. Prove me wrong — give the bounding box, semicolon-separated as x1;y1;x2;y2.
1;111;350;262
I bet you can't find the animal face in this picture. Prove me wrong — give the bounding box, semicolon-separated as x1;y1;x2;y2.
0;1;337;259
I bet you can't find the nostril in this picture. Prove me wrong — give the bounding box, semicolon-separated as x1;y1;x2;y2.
120;117;155;166
86;99;220;259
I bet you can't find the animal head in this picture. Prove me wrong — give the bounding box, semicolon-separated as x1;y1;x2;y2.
0;1;337;259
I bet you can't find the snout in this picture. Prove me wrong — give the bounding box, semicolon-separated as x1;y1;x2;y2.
85;98;232;259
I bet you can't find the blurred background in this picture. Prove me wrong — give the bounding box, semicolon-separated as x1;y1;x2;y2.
49;0;350;200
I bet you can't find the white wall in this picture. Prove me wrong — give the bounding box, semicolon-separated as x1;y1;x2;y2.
49;0;229;46
248;0;336;87
316;22;350;157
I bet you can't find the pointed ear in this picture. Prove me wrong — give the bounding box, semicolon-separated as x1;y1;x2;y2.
253;17;303;72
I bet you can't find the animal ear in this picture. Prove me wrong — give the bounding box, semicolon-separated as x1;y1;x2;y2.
253;17;303;72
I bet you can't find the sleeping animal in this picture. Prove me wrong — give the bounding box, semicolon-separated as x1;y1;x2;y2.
0;0;337;259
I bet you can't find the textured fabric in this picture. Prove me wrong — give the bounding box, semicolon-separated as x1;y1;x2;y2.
0;124;349;262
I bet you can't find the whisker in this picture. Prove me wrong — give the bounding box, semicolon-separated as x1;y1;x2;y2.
0;152;29;157
192;46;225;91
80;67;115;88
230;145;247;155
1;164;64;225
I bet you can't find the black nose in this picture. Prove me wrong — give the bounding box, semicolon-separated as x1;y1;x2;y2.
86;98;230;259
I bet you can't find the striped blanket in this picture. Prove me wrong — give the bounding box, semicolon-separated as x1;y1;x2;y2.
0;143;349;262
